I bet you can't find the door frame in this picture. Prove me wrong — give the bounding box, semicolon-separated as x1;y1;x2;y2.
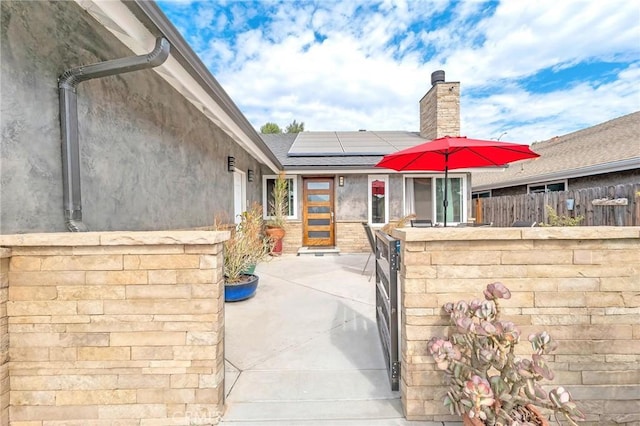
302;176;335;247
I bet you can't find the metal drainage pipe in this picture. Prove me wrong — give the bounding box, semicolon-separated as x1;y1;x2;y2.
58;37;170;231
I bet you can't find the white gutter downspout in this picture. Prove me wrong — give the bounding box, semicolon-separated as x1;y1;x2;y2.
58;37;170;231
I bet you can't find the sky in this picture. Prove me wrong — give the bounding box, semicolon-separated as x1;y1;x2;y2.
157;0;640;144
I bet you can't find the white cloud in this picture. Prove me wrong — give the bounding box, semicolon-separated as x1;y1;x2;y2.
160;0;640;142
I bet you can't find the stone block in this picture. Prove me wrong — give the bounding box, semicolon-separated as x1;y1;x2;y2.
148;270;177;284
198;255;219;269
97;403;167;419
56;389;136;405
403;251;432;265
111;331;186;346
10;405;100;421
41;255;122;271
11;374;118;391
170;374;199;389
78;347;131;361
9;286;58;301
163;389;195;403
186;332;218;346
585;292;625;307
77;300;104;315
126;284;191;299
124;255;199;270
132;346;174;360
85;270;148;285
103;299;215;315
436;264;526;279
57;285;125;300
49;347;77;361
10;390;56;406
583;370;640;385
8;301;77;316
600;276;640;291
9;271;86;286
176;269;216;284
173;346;217;361
534;292;586;307
10;257;42;271
117;374;170;389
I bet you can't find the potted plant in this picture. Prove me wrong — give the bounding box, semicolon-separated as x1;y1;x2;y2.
428;282;584;426
265;172;289;255
217;203;271;302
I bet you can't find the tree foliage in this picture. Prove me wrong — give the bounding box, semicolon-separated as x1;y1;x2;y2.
285;120;305;133
260;120;305;134
260;122;282;134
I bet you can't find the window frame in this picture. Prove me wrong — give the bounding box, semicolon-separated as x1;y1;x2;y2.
527;180;567;194
403;173;468;225
262;175;298;220
368;175;389;225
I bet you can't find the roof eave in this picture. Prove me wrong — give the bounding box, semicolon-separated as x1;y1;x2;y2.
472;158;640;191
74;0;282;172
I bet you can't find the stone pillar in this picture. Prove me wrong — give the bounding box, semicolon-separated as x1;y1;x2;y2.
0;248;9;425
419;70;460;139
1;230;229;425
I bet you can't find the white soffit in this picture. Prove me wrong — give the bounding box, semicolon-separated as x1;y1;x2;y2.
74;0;279;172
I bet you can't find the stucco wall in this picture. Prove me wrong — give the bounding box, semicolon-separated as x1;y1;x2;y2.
0;1;266;234
393;226;640;425
0;230;227;425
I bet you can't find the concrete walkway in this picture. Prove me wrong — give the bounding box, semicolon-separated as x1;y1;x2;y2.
220;253;448;426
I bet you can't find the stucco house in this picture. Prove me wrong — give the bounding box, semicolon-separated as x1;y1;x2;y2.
1;0;473;255
471;111;640;197
261;70;474;253
1;0;281;235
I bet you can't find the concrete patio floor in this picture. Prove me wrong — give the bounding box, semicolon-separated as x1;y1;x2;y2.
220;253;453;426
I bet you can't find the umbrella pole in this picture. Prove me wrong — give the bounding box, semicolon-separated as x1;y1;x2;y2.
443;160;449;227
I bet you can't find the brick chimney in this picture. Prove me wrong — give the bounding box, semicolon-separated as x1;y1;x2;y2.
419;70;460;139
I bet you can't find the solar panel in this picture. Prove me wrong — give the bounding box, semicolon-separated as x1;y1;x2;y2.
288;131;424;155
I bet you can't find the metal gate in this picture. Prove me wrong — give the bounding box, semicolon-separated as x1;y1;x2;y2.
374;230;400;391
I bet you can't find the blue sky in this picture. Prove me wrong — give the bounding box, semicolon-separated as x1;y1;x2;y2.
157;0;639;143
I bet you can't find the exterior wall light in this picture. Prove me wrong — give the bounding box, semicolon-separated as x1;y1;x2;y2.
339;176;344;186
227;156;235;172
248;169;254;182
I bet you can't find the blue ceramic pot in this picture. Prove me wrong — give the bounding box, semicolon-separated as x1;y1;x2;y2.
224;274;259;302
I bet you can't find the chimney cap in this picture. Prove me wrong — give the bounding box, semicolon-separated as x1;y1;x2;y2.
431;70;445;86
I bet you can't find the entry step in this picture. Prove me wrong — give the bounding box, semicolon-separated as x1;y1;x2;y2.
297;247;341;256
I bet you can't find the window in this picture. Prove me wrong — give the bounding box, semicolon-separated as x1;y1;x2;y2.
472;191;491;199
368;175;388;225
528;181;567;194
263;175;297;219
404;174;467;225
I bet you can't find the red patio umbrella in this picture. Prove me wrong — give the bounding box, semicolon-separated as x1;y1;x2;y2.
374;136;540;226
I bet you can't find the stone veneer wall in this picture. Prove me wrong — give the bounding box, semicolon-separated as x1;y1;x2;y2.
336;221;370;253
0;230;228;425
1;248;9;424
280;221;371;254
392;226;640;425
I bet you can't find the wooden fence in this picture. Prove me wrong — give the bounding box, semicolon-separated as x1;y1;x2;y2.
475;183;640;227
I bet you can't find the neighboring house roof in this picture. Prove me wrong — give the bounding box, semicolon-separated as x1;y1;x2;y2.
261;131;425;171
472;111;640;191
76;0;281;172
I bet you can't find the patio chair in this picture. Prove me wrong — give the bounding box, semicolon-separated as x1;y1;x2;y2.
511;220;537;227
361;222;376;281
411;219;433;227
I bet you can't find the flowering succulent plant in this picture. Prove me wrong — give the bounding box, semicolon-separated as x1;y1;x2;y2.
428;282;584;426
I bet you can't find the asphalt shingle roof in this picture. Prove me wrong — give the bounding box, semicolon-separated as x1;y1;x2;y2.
472;111;640;190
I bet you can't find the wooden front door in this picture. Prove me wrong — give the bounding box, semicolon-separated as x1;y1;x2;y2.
302;178;335;247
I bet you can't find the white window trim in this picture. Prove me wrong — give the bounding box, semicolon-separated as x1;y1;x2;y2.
527;179;568;194
402;173;468;225
368;175;389;225
262;175;298;220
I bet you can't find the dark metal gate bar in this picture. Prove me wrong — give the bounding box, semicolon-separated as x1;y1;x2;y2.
374;230;400;391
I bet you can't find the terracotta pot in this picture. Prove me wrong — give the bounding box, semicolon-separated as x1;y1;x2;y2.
265;226;286;256
462;405;549;426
